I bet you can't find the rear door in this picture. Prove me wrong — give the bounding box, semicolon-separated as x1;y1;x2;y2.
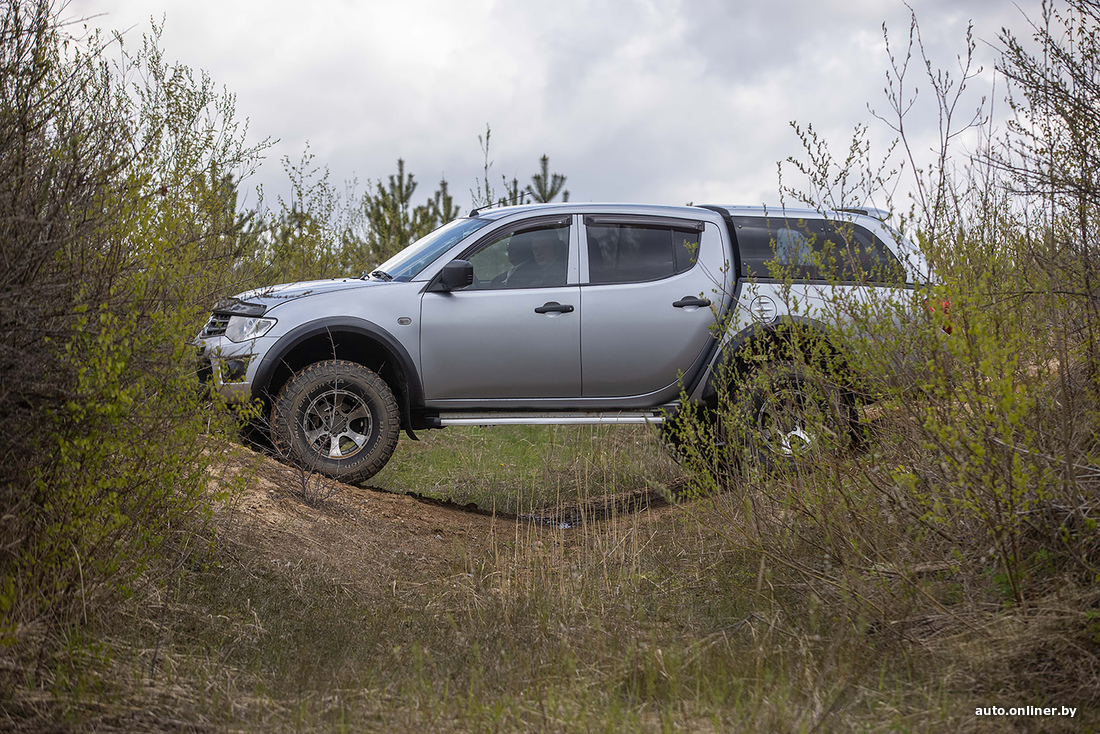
580;215;724;398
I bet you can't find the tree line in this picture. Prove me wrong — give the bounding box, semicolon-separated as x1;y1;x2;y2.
229;135;571;287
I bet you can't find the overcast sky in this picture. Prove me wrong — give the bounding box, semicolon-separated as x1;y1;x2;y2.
69;0;1037;216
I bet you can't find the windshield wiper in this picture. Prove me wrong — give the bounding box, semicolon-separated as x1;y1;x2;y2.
363;269;393;281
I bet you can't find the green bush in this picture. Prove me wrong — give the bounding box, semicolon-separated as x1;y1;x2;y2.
669;4;1100;699
0;1;266;643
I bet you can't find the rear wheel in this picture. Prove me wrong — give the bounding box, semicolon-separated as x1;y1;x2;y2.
271;360;400;483
734;361;857;472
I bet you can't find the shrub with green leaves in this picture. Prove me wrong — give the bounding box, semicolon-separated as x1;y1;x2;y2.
670;2;1100;651
0;1;267;641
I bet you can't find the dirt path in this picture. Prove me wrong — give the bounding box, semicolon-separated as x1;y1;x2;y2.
210;445;503;595
210;443;679;597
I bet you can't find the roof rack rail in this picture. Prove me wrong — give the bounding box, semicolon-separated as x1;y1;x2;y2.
836;206;891;221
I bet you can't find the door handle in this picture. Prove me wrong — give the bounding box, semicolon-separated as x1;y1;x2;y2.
673;296;711;308
534;302;575;314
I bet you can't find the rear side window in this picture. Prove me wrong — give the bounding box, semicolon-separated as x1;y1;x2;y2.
585;220;700;284
733;216;902;283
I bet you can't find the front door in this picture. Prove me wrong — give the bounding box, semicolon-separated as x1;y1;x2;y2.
419;218;581;401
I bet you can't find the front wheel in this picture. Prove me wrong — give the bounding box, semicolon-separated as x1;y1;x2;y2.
271;360;400;483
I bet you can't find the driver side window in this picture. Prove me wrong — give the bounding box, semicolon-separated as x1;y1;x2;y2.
466;222;571;289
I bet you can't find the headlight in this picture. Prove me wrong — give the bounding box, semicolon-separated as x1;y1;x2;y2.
225;316;277;343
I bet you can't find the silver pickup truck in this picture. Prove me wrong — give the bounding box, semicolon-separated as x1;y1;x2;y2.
195;203;929;482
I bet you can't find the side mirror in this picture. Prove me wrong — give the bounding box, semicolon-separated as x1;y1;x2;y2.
429;260;474;292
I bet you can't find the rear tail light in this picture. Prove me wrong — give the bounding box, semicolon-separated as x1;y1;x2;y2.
925;298;952;334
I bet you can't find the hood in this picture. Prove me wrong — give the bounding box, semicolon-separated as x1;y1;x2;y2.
217;278;386;315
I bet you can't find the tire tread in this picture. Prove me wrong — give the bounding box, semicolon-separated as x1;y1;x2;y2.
270;359;400;484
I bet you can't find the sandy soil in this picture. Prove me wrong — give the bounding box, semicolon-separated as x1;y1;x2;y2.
208;444;511;596
207;441;679;598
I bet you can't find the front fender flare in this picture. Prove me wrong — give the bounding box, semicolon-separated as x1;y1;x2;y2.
252;316;424;417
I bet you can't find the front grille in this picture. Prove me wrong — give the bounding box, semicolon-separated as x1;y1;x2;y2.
201;313;230;338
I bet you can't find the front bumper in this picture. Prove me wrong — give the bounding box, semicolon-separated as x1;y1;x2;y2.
194;336;259;402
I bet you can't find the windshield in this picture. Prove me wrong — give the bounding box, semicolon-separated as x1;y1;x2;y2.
374;217;491;281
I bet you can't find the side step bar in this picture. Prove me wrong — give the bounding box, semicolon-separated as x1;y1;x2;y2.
435;411;669;427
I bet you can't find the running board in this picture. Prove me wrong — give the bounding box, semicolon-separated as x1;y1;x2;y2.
436;411;669;427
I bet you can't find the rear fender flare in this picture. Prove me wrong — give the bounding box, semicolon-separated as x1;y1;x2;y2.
700;316;843;409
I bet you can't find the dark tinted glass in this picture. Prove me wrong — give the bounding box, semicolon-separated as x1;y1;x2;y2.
587;224;699;284
734;217;826;279
673;228;701;273
733;216;901;282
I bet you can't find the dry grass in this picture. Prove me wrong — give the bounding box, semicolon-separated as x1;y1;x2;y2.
1;421;1097;732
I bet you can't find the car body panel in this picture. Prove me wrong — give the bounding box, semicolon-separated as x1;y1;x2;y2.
195;202;923;419
419;285;582;400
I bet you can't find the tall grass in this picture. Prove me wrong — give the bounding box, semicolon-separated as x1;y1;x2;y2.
13;422;1087;732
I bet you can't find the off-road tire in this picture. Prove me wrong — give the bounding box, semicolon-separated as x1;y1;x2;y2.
733;360;858;473
271;360;400;483
659;405;736;476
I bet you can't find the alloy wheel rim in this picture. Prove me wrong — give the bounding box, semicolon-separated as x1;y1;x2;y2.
758;389;820;457
303;387;373;459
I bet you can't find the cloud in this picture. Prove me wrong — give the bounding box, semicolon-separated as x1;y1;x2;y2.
71;0;1032;211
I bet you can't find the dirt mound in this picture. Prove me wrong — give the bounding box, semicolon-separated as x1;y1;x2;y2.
207;439;684;605
210;443;503;596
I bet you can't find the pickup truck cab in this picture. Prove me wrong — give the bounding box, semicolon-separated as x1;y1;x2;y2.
195;203;928;482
